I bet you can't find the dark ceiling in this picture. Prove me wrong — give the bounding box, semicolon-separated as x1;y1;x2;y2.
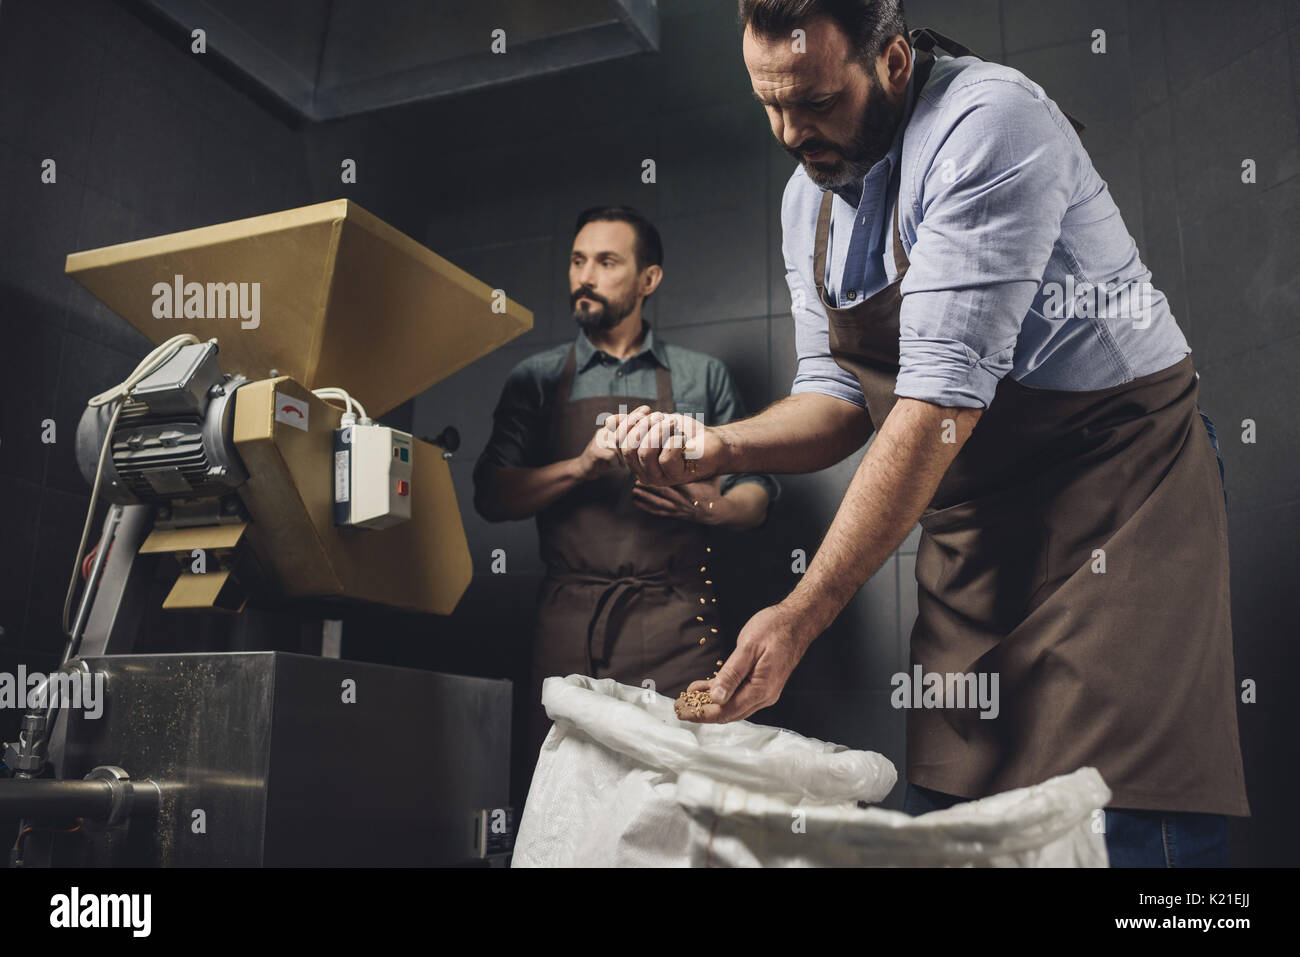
134;0;660;120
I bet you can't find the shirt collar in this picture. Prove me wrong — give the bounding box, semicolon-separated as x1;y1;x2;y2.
574;318;669;371
832;46;922;209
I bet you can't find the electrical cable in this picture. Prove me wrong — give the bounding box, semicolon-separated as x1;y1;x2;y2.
11;820;83;865
311;387;354;416
311;387;370;424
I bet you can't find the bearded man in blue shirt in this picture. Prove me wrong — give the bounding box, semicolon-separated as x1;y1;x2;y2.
610;0;1248;867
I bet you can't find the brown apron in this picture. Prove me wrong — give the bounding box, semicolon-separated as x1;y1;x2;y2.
814;38;1249;816
527;342;723;758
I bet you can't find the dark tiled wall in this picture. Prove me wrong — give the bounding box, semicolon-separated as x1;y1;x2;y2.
0;0;1295;864
1000;0;1300;868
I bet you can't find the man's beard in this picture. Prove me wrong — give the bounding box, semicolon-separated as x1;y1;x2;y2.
571;287;638;332
788;76;904;189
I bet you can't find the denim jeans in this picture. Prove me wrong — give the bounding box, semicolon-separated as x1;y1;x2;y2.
1199;408;1227;506
903;782;1230;866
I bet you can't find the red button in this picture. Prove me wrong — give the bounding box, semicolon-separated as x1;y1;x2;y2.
397;480;409;496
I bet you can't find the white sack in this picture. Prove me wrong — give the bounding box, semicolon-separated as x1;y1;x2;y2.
676;766;1112;867
513;674;1110;868
512;674;897;867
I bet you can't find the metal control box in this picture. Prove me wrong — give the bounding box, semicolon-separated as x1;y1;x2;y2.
334;424;414;528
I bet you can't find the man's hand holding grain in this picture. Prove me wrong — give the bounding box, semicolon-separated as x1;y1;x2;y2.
671;604;812;723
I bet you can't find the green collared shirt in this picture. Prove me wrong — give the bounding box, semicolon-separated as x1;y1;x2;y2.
473;322;780;506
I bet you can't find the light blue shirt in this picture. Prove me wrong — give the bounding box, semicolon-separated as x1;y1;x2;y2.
782;50;1190;410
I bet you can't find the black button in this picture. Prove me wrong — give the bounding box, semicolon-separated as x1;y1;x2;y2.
847;290;857;301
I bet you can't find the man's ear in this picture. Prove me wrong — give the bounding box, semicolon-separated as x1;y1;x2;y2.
881;34;912;95
641;264;664;298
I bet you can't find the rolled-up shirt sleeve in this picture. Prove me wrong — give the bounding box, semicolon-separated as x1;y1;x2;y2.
782;170;868;410
472;357;547;489
897;81;1073;409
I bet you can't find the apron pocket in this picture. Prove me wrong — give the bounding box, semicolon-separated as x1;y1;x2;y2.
915;480;1049;633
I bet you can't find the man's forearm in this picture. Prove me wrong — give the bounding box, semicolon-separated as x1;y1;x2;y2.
474;460;586;522
715;481;769;531
781;398;983;647
715;393;874;475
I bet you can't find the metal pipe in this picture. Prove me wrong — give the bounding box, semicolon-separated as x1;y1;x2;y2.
0;777;159;822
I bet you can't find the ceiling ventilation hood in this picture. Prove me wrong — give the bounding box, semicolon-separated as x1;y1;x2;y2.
135;0;660;120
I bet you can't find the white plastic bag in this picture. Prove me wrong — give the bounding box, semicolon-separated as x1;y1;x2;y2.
675;766;1112;867
512;675;897;867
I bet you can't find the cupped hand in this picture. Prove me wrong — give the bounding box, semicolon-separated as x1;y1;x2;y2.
673;603;812;723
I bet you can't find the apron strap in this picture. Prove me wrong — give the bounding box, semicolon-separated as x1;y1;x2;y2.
813;50;935;298
549;568;675;672
813;190;835;300
586;577;648;670
554;342;578;406
910;26;978;59
815;189;912;298
653;356;673;410
910;26;1087;134
545;343;579;453
890;185;908;276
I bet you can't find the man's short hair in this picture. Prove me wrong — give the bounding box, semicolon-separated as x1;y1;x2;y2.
738;0;908;68
573;205;664;272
